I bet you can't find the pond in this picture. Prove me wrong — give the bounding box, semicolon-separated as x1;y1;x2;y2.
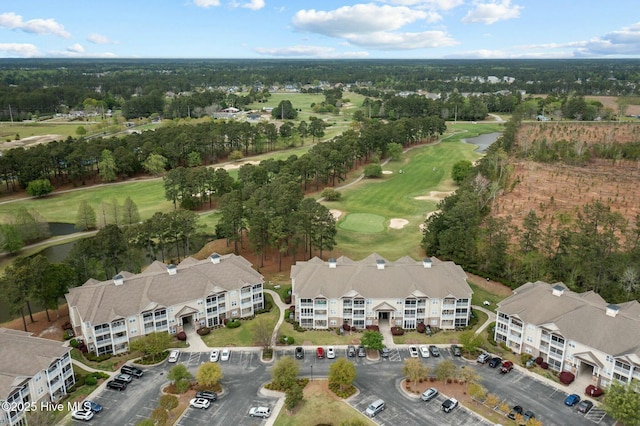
463;132;502;153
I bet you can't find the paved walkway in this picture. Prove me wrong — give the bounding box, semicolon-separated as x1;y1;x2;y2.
182;324;211;353
472;305;496;335
264;289;289;349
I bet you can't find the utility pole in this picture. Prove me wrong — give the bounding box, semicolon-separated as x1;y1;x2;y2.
9;104;14;125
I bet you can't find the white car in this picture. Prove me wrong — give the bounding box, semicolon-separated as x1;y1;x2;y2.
419;345;430;358
408;345;419;358
71;410;94;421
220;348;230;361
113;373;133;383
327;346;336;359
209;349;219;362
249;406;271;418
189;398;211;409
168;350;180;363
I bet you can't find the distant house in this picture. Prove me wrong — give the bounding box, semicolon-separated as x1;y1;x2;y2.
0;328;75;426
291;254;473;331
495;281;640;387
66;254;264;356
221;107;240;113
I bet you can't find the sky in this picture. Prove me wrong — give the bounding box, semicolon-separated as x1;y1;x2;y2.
1;1;640;59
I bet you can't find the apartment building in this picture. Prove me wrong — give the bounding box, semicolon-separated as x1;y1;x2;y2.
495;281;640;387
66;253;264;356
0;328;75;426
291;254;473;331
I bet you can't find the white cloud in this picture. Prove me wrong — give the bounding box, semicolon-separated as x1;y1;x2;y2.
48;49;118;58
254;45;369;58
461;0;522;25
0;12;70;37
193;0;221;8
239;0;265;10
67;43;84;53
345;30;458;50
292;4;427;37
383;0;464;10
87;33;111;44
576;22;640;56
445;49;571;59
0;43;40;57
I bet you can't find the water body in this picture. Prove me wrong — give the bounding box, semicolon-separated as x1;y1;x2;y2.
463;132;502;153
48;222;77;236
39;241;76;264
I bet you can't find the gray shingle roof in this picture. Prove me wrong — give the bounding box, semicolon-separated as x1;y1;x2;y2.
65;254;263;325
0;328;70;398
291;254;471;299
498;281;640;358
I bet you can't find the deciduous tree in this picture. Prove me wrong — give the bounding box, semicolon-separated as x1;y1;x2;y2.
129;332;174;362
271;356;298;390
434;359;457;383
75;200;97;231
402;358;428;392
196;362;223;389
360;331;384;351
329;358;357;391
25;179;54;197
603;380;640;426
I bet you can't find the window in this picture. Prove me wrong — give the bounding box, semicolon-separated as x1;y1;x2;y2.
130;329;137;334
330;299;336;304
397;299;403;305
198;300;203;305
330;320;337;326
129;318;136;323
366;299;372;304
432;299;439;304
331;310;336;315
231;301;237;307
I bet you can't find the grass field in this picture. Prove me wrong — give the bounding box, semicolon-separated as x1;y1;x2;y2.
338;213;386;233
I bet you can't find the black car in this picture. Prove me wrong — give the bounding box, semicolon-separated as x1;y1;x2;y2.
196;391;218;401
295;346;304;359
450;345;462;357
380;347;390;358
106;380;127;391
347;345;356;357
357;345;366;357
507;405;523;420
121;365;143;378
429;345;440;357
489;357;502;368
577;400;594;414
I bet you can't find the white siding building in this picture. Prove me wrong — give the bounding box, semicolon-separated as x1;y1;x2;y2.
66;253;264;356
291;254;473;331
0;328;75;426
495;281;640;387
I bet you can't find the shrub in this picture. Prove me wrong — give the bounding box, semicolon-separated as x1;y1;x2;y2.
74;376;85;387
255;301;273;315
197;327;211;336
70;339;79;348
585;384;604;397
559;371;575;385
85;376;98;386
284;296;292;304
391;327;405;336
365;325;379;332
62;322;73;330
77;342;88;353
63;330;74;340
280;335;295;345
535;356;543;365
540;362;549;369
176;331;187;341
416;323;426;334
328;381;357;399
321;188;342;201
364;163;383;178
85;352;111;362
342;323;351;331
226;319;241;329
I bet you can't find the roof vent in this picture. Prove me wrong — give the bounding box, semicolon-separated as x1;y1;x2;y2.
606;304;620;318
328;258;337;269
167;264;177;276
210;254;221;264
423;258;432;269
552;284;565;297
376;259;385;270
113;274;124;286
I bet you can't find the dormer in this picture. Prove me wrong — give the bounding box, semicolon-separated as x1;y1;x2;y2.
423;258;432;269
606;304;620;318
113;274;124;286
210;254;221;264
376;259;385;270
328;258;337;269
167;264;177;276
552;284;565;297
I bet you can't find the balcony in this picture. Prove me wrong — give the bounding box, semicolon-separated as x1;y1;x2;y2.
113;335;128;344
510;323;523;332
111;324;126;333
96;338;112;346
300;302;313;308
541;334;550;343
154;314;167;321
442;303;456;310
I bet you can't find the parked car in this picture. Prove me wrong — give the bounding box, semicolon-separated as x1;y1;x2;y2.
71;410;94;421
347;345;356;357
365;399;385;417
357;345;366;357
419;345;430;358
488;357;502;368
189;398;211;409
85;400;102;413
295;346;304;359
249;406;271;418
522;410;536;424
106;380;127;391
121;365;143;378
196;391;218;401
429;345;440;357
441;398;458;413
577;400;594;414
450;345;462;357
327;346;336;359
565;393;581;407
507;405;523;420
220;348;230;361
500;360;514;374
477;353;491;364
316;347;325;358
421;387;438;401
380;347;390;358
209;349;219;362
168;350;180;363
408;346;419;358
114;373;133;383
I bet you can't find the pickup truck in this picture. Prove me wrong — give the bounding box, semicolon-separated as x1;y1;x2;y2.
500;360;514;373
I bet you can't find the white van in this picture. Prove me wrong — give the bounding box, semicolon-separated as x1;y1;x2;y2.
365;399;385;417
168;350;180;363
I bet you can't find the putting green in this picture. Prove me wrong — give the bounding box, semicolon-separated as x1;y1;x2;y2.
338;213;386;233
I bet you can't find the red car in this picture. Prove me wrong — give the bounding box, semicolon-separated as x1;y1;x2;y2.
500;360;514;374
316;347;325;358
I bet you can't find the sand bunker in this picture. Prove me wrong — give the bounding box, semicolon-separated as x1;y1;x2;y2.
389;218;409;229
2;134;63;150
382;170;393;175
330;209;343;220
222;160;260;171
414;190;454;201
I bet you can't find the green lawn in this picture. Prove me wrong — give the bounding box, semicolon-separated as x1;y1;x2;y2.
200;293;280;347
469;283;506;312
338;213;386;233
392;310;489;344
278;322;363;346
